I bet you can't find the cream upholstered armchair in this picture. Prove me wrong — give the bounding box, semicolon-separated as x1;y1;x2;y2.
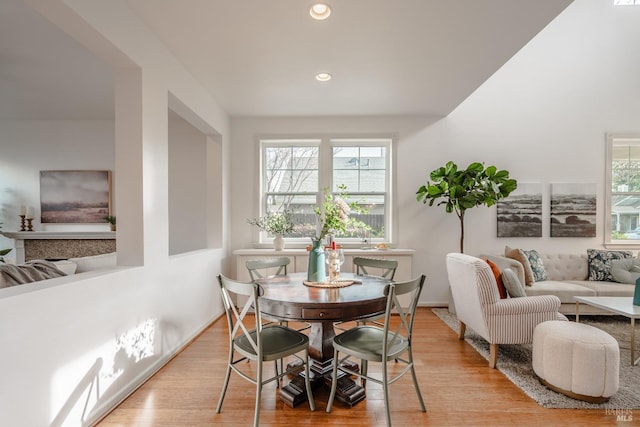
445;253;566;368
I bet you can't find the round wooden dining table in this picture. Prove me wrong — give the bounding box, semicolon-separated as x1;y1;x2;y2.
256;272;390;408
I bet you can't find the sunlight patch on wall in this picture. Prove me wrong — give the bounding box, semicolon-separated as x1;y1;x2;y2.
50;318;157;426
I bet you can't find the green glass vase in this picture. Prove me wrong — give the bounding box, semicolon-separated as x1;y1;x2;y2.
634;277;640;306
307;238;326;282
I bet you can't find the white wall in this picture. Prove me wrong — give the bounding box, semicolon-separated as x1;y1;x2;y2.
0;1;230;426
405;0;640;303
231;0;640;306
169;115;208;255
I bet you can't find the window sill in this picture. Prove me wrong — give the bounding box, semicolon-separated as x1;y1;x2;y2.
604;241;640;250
251;241;394;250
234;247;415;256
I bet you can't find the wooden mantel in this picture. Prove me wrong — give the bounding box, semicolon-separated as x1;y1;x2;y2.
1;231;116;263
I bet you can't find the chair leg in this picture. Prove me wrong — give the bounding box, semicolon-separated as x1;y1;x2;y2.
326;349;340;413
216;348;234;413
458;321;466;340
361;359;368;388
408;348;426;412
489;344;498;369
303;349;316;411
254;360;262;427
382;357;391;427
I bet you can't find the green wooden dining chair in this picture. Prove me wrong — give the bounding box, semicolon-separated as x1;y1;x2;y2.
353;257;398;280
246;257;290;281
216;274;315;427
246;257;310;331
326;275;427;427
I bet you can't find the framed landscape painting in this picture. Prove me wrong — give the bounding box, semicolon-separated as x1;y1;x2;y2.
496;183;543;237
550;183;596;237
40;170;112;223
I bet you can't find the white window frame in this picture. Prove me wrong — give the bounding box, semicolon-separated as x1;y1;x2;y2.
256;135;395;247
605;133;640;248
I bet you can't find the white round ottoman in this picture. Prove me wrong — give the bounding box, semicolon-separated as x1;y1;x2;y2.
532;320;619;403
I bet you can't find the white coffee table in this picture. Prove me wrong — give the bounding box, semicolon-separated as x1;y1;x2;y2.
575;296;640;366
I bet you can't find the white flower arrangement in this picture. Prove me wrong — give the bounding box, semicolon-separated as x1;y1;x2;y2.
247;210;295;235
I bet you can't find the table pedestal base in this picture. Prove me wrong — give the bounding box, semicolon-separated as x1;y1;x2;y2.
280;358;364;407
325;374;366;407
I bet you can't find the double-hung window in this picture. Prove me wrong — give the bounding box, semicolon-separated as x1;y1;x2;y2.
259;136;393;245
606;133;640;245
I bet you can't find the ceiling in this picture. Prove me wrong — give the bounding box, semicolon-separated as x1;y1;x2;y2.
0;0;573;120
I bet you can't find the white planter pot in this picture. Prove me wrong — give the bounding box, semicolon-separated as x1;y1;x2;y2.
273;234;285;251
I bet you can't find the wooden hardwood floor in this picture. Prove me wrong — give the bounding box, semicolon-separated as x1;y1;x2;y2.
97;308;625;426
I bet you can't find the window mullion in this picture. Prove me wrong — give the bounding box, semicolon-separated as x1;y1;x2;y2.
320;137;332;196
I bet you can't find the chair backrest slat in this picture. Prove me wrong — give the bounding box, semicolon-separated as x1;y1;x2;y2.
353;257;398;280
246;257;290;281
382;275;426;355
218;274;264;353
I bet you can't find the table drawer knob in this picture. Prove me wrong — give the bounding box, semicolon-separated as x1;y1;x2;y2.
302;308;343;319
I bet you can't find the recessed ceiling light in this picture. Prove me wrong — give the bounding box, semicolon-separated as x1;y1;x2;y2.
315;72;332;82
310;3;331;20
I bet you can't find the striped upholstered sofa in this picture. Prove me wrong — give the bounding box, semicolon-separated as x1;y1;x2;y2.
445;253;566;368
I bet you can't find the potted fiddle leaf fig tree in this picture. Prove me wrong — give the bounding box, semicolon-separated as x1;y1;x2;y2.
416;161;517;253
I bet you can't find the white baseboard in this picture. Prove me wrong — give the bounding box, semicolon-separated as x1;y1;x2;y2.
417;301;449;307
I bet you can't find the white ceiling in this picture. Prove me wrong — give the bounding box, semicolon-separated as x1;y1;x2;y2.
0;0;573;120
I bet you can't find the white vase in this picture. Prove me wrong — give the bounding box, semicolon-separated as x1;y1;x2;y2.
273;234;285;251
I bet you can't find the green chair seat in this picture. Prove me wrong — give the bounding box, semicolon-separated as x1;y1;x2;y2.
333;325;408;362
236;325;310;361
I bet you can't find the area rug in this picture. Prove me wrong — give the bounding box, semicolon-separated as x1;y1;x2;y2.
432;308;640;409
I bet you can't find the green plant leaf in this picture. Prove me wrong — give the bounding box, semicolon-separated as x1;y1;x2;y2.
501;179;518;194
444;161;457;176
495;169;509;178
445;203;453;213
427;185;443;197
467;162;484;173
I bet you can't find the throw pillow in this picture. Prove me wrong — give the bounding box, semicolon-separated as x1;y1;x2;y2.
68;252;117;273
484;259;507;299
522;249;548;282
504;246;535;286
610;258;640;284
501;268;526;298
587;249;633;282
52;260;77;275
